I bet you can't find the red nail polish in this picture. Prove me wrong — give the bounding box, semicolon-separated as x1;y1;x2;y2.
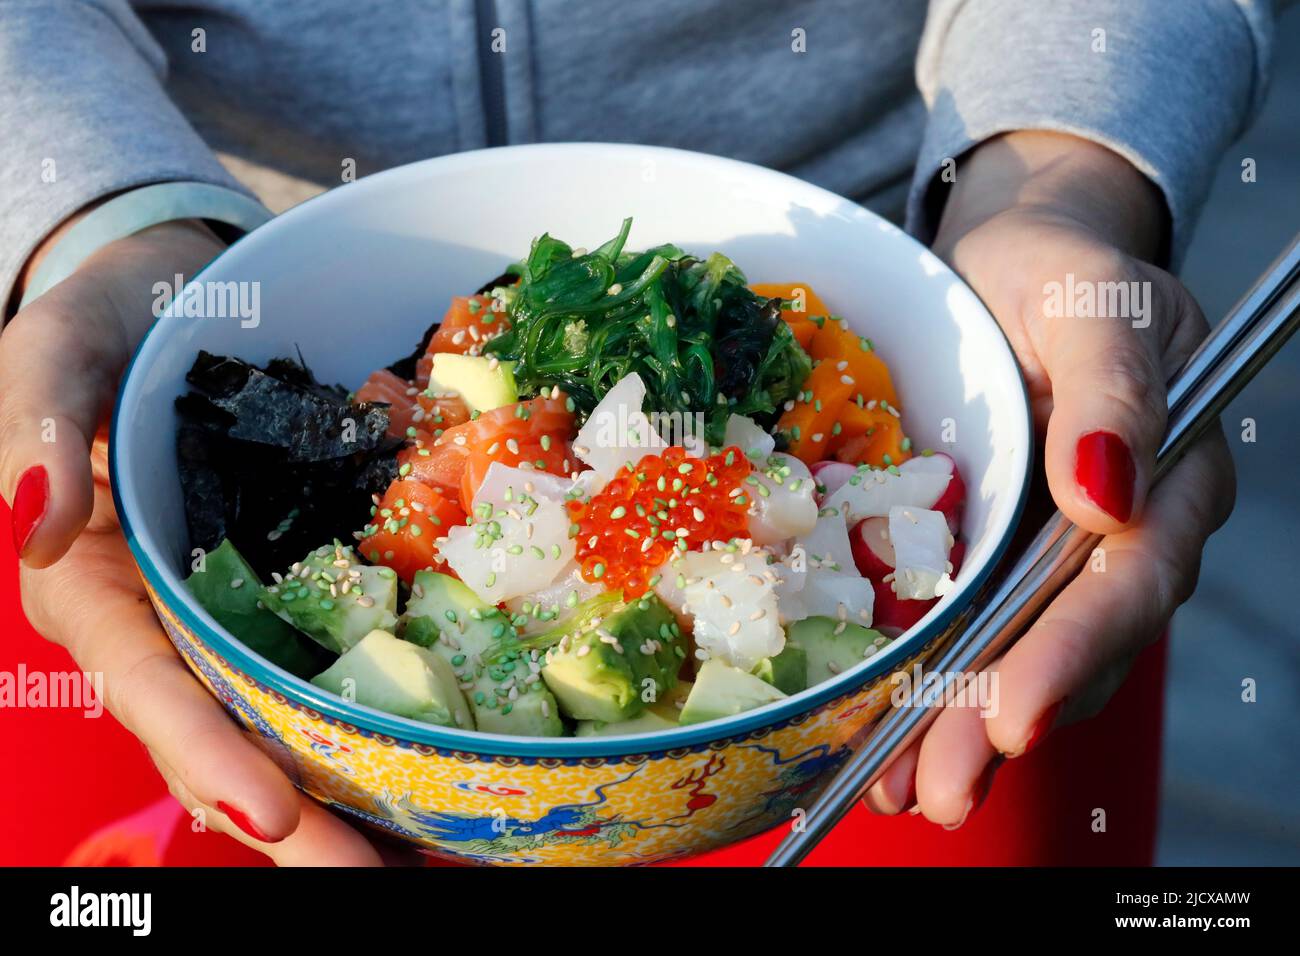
11;465;49;557
216;801;278;843
1022;700;1064;756
1074;430;1135;522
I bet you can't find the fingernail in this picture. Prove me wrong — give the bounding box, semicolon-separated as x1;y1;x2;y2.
1021;699;1064;756
11;465;49;557
942;759;1000;830
216;801;279;843
1075;430;1135;522
942;800;973;831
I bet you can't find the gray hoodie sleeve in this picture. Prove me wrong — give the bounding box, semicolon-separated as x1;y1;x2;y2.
909;0;1275;267
0;0;250;309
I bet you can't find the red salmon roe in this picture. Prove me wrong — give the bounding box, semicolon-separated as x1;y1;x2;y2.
566;445;753;597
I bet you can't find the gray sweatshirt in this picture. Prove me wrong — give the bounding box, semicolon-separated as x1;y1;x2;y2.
0;0;1277;309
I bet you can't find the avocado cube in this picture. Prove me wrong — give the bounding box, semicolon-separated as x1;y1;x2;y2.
311;629;472;728
751;643;808;695
575;704;679;737
184;538;324;677
678;659;787;726
258;543;399;655
540;592;683;723
400;570;563;736
427;353;517;413
786;616;891;688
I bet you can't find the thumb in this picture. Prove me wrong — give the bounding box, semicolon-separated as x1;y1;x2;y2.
1039;262;1181;533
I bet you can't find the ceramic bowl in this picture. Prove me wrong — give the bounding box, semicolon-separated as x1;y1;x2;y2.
111;144;1031;865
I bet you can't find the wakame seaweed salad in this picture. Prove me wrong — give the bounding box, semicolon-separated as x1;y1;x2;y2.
483;218;812;444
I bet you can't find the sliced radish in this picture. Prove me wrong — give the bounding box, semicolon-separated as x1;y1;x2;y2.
863;535;967;639
849;516;894;579
871;586;935;637
810;460;857;502
949;538;967;575
900;453;965;534
823;464;950;522
887;505;954;600
871;536;967;637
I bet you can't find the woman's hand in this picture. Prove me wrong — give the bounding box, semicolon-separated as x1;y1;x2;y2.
1;219;387;864
863;131;1236;824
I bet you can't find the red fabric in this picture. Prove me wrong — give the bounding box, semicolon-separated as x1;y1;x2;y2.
0;499;1164;867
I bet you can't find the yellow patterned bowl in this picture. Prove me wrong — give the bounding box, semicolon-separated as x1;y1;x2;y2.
111;145;1032;865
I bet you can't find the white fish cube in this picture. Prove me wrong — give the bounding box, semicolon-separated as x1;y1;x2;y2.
680;551;783;671
795;510;856;575
503;560;603;634
473;462;575;508
746;453;818;546
888;505;955;600
438;495;575;603
796;573;875;627
723;414;775;462
574;373;666;482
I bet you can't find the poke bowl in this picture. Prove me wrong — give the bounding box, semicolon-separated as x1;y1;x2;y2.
111;143;1032;865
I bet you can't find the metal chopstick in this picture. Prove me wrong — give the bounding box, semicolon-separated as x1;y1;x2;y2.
765;233;1300;867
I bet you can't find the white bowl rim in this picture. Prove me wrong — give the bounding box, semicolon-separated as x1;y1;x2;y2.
110;142;1033;758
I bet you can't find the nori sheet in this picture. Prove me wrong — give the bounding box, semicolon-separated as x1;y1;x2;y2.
176;351;400;578
178;266;516;576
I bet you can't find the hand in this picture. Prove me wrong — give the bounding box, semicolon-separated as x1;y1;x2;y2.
2;218;387;864
863;132;1236;824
